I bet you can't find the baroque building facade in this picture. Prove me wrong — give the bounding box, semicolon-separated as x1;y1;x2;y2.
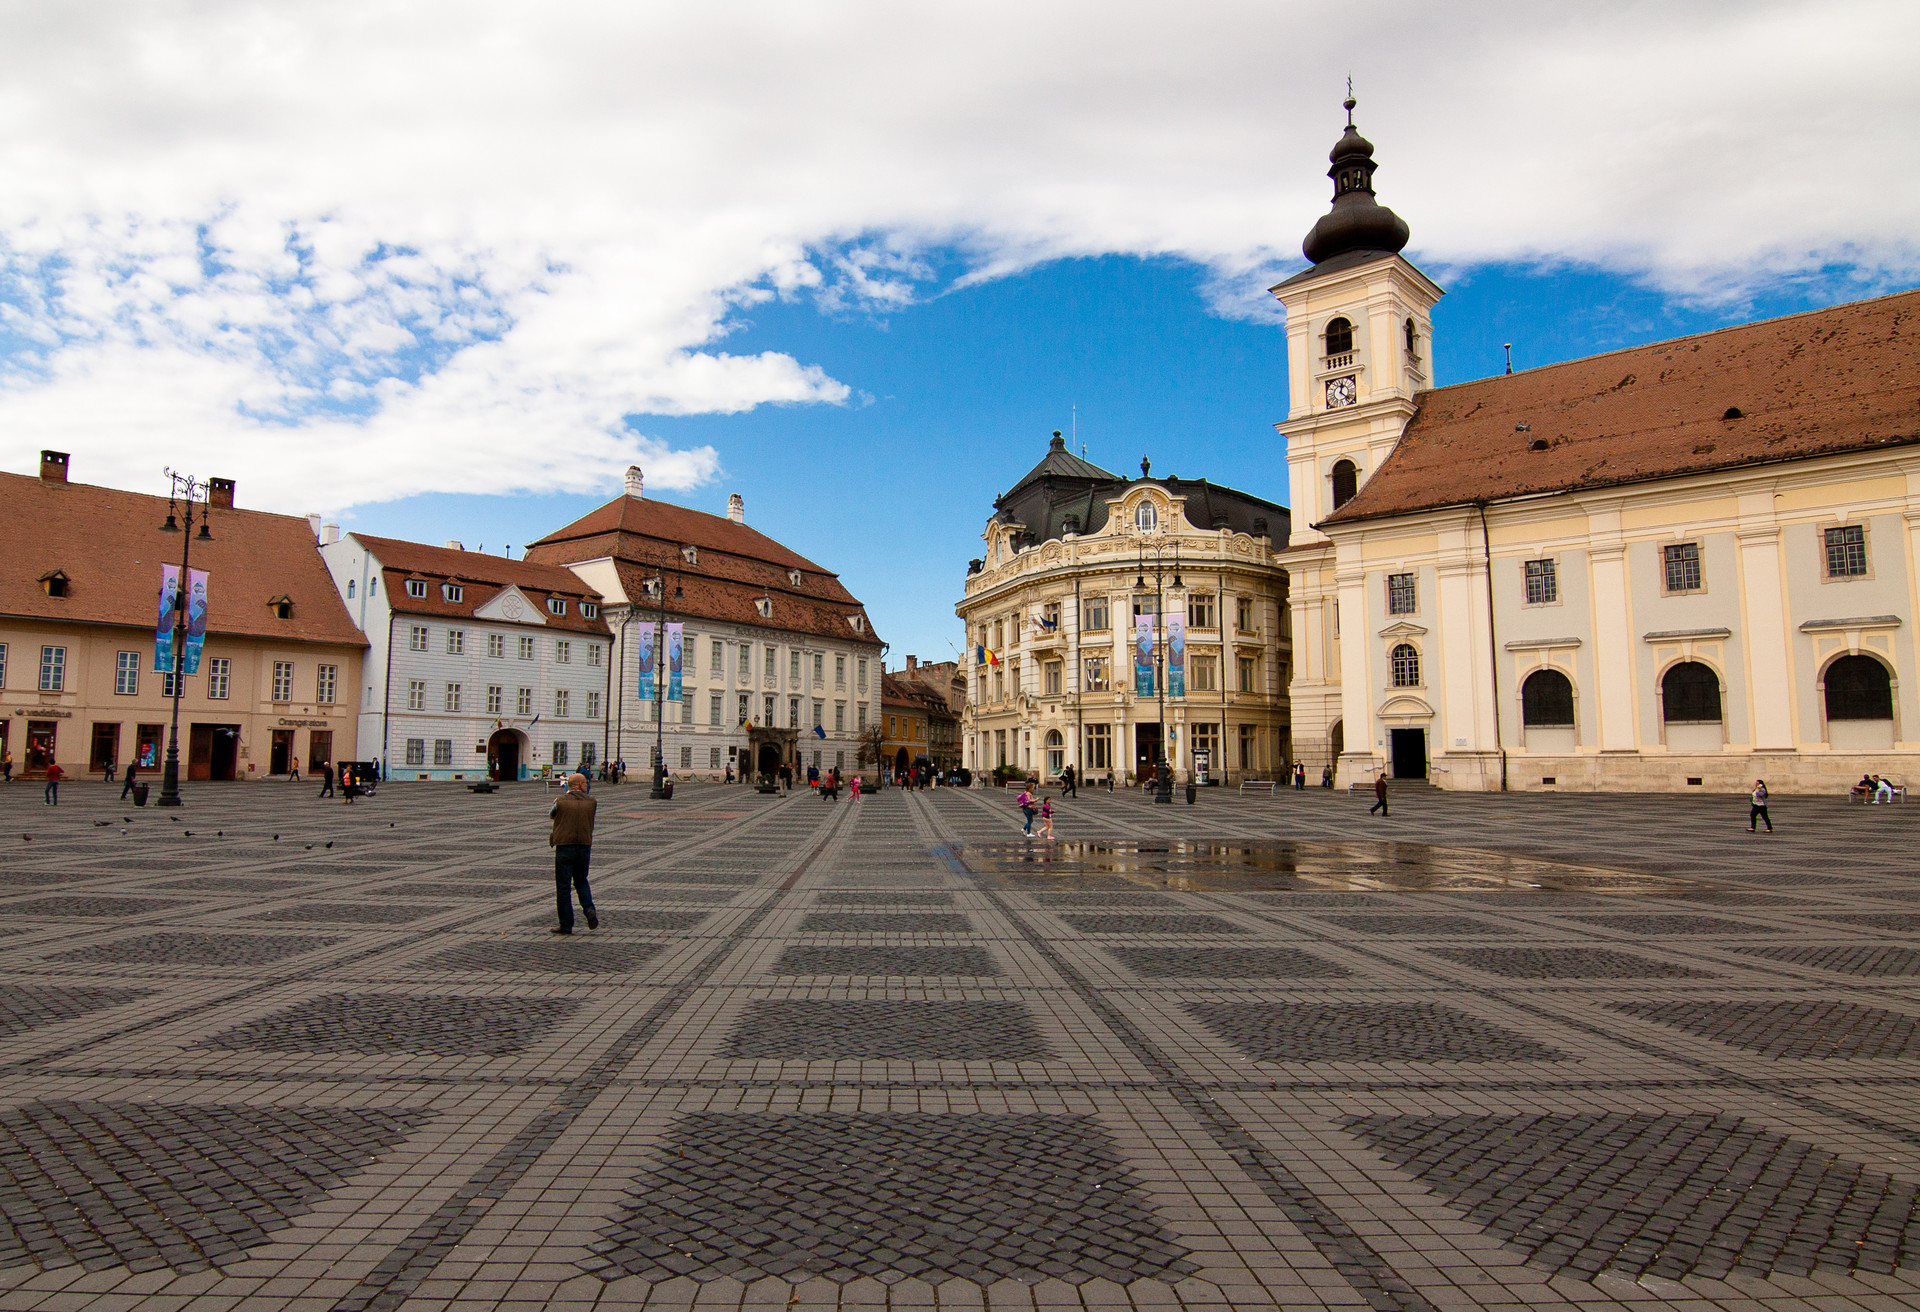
525;469;883;782
1278;99;1920;791
957;437;1291;784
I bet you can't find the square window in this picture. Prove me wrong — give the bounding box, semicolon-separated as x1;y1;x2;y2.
680;745;692;768
207;658;230;700
409;626;428;652
555;640;571;663
487;633;504;658
547;598;566;616
789;696;800;727
587;691;601;719
1824;525;1868;579
710;692;723;725
516;687;533;716
789;650;800;681
739;646;752;677
834;655;845;688
444;683;461;713
316;664;337;704
738;693;749;723
555;690;570;718
446;630;464;655
442;584;463;603
1236;597;1255;630
1238;655;1257;693
1043;660;1062;695
1386;573;1417;615
1663;542;1702;593
1084;655;1110;691
588;644;601;667
580;741;597;768
812;653;824;684
713;640;726;674
1523;559;1558;605
405;738;425;765
115;651;139;696
433;739;453;766
1082;597;1109;631
1187;592;1216;629
812;699;824;728
553;740;569;765
581;601;598;618
404;579;427;599
407;680;426;711
710;746;721;769
159;671;177;699
834;702;846;733
271;661;294;703
519;636;535;660
487;685;503;714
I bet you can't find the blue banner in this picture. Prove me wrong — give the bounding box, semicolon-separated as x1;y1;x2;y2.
183;569;209;675
1134;614;1155;697
636;623;656;703
666;622;683;702
1167;612;1185;698
155;564;180;675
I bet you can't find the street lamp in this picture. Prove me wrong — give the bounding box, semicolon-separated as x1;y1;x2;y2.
648;564;683;799
155;470;212;808
1134;542;1182;804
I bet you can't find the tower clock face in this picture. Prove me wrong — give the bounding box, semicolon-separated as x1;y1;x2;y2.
1325;376;1357;408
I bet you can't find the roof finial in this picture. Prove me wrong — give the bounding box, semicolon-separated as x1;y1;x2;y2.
1344;77;1355;128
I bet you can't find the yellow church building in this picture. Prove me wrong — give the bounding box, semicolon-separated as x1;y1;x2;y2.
1279;99;1920;793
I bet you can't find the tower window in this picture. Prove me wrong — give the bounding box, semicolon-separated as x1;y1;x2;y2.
1404;318;1419;361
1324;317;1354;357
1330;459;1358;510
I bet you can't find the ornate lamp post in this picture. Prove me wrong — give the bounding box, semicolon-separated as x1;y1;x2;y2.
155;471;212;808
1133;542;1181;804
648;564;682;799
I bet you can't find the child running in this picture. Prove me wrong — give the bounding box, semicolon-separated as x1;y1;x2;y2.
1040;796;1055;841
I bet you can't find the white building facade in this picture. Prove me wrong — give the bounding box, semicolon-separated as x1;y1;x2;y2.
320;533;611;781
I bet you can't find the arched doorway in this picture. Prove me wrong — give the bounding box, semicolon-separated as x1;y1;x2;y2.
1329;719;1344;762
487;729;524;782
894;747;910;776
756;742;781;777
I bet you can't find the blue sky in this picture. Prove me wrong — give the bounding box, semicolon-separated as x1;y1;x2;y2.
343;253;1888;664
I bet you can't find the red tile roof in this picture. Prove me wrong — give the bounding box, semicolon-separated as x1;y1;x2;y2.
0;470;365;646
1320;288;1920;526
527;495;882;648
349;534;610;636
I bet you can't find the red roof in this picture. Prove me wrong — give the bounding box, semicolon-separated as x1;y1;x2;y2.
0;469;365;646
1320;288;1920;526
526;494;882;647
350;534;610;636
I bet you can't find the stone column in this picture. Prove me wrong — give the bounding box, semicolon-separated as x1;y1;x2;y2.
1587;539;1637;753
1736;491;1793;749
1334;552;1375;786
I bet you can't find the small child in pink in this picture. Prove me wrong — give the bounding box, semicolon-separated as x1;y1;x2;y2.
1040;797;1055;840
851;776;862;801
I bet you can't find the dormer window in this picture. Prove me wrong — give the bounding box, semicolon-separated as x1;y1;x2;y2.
442;584;463;603
849;614;865;633
788;569;803;587
404;579;427;599
268;595;294;620
1324;317;1354;357
547;598;566;616
1135;502;1157;531
39;571;69;598
682;545;698;565
755;596;773;619
581;601;598;619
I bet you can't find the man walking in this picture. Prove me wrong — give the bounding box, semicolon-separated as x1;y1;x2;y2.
1748;779;1773;833
318;761;335;799
1369;773;1388;818
120;760;139;800
549;772;599;935
44;760;63;806
1062;764;1077;798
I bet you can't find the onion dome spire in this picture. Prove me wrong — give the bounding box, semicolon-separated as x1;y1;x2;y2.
1301;91;1412;265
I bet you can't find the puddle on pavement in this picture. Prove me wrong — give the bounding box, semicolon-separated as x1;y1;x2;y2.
939;839;1716;898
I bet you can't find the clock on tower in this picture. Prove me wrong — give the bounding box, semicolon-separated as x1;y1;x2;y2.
1325;376;1357;409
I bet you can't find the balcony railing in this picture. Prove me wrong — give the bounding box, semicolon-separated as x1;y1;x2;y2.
1324;353;1354;370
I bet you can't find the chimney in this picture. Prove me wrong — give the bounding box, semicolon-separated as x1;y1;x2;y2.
906;655;918;672
445;540;464;551
208;477;235;508
306;513;323;538
38;451;68;483
624;466;644;499
320;523;339;545
727;493;744;524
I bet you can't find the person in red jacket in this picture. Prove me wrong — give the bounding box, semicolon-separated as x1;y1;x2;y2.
44;760;64;806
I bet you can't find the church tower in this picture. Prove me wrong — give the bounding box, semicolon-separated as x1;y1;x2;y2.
1274;97;1441;778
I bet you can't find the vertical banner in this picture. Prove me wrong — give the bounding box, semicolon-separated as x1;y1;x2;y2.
183;569;210;675
665;623;684;702
155;565;181;674
635;623;657;703
1134;614;1155;696
1167;611;1186;697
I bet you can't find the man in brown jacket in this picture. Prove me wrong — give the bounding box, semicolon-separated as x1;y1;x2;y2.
549;772;599;934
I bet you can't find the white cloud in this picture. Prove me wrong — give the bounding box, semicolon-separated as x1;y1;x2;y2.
0;0;1913;511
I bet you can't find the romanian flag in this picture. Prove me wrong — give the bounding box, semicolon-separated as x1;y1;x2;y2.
740;718;755;730
976;645;999;666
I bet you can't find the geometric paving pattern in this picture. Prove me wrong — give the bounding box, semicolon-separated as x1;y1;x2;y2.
1811;912;1920;933
1732;945;1920;977
1312;913;1518;936
48;932;343;967
1109;946;1354;978
1571;914;1786;935
1348;1112;1920;1280
722;1000;1052;1061
1428;946;1714;979
1192;1001;1566;1063
5;897;181;918
814;892;955;906
0;1100;430;1272
199;993;579;1055
518;910;709;931
1059;914;1247;935
767;946;1003;978
1034;892;1182;908
0;983;150;1037
256;903;438;924
147;876;302;892
419;941;665;974
1613;998;1920;1059
795;913;974;933
583;1113;1200;1285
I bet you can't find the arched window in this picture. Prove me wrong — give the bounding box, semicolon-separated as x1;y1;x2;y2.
1045;729;1065;777
1390;644;1420;688
1135;502;1157;531
1825;654;1893;720
1661;662;1722;723
1324;317;1353;357
1331;459;1358;510
1521;669;1575;727
1404;317;1419;361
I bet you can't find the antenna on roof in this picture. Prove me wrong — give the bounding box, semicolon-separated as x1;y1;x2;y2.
1503;344;1513;375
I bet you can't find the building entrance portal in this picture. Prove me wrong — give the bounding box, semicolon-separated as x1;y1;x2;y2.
756;742;781;778
1390;728;1427;779
1134;723;1163;783
487;729;523;782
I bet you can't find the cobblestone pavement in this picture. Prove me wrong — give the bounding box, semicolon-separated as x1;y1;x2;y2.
0;781;1918;1312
